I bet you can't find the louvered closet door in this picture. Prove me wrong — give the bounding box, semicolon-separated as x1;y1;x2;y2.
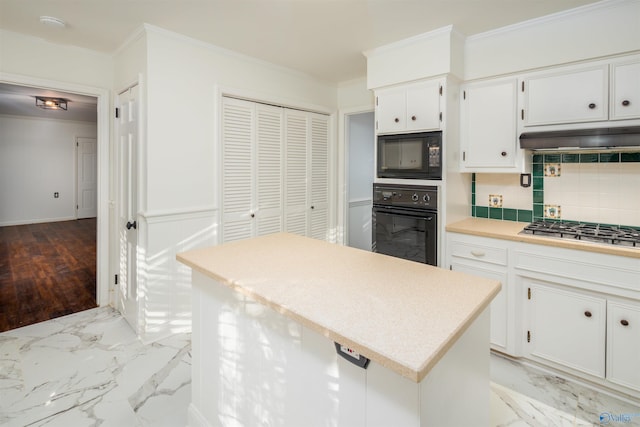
309;113;329;240
222;98;255;242
256;104;283;236
284;110;309;236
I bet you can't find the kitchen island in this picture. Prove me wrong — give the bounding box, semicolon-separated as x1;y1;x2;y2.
177;233;501;427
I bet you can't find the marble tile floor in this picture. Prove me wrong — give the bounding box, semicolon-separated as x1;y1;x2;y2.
1;307;638;427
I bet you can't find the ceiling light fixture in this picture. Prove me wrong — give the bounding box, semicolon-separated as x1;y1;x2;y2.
39;16;66;28
36;97;68;110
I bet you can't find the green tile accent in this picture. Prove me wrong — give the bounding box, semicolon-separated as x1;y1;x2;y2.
562;153;580;163
471;205;476;217
544;154;561;163
599;152;620;163
489;207;503;220
476;206;488;218
533;190;544;204
532;162;544;176
503;208;517;221
621;152;640;162
533;204;544;218
533;177;544;191
580;153;599;163
517;210;533;223
471;193;475;205
532;154;543;164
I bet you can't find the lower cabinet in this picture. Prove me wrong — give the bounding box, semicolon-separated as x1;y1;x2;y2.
446;230;640;396
524;280;606;378
448;234;510;353
607;300;640;391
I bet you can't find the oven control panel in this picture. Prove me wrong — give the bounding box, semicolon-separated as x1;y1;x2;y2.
373;184;438;209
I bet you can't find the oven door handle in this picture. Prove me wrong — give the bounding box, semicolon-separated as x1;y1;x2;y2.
373;207;436;221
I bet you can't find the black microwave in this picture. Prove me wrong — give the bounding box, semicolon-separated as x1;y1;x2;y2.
377;131;442;180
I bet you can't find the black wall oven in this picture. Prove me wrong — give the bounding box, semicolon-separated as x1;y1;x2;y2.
377;131;442;180
372;184;437;266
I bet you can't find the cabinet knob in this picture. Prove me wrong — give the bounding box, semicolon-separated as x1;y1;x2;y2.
622;100;631;107
250;213;255;218
501;151;507;157
588;103;596;109
311;206;315;210
620;319;629;326
394;117;400;123
584;311;592;318
411;115;417;121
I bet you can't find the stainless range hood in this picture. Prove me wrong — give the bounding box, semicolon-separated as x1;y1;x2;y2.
519;126;640;150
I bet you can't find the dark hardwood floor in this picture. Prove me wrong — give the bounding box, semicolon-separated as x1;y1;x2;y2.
0;219;97;332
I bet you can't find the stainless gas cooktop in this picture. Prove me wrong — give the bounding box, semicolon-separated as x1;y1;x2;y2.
520;221;640;248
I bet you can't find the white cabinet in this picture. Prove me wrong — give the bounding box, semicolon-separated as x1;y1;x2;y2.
610;58;640;120
459;78;520;172
524;280;606;378
514;242;640;395
221;97;283;243
521;64;609;126
284;109;330;240
607;300;640;391
222;97;330;243
448;233;509;352
375;80;441;134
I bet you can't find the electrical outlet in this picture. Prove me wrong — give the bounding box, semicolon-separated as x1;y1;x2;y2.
54;192;59;198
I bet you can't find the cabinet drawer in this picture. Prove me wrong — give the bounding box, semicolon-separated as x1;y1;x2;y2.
450;241;507;266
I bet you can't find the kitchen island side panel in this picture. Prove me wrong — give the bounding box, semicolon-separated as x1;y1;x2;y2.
189;270;491;427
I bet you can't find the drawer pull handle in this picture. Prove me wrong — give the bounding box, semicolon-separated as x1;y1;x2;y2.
620;319;629;327
470;250;485;257
622;100;630;107
394;117;400;123
588;103;596;109
584;311;592;318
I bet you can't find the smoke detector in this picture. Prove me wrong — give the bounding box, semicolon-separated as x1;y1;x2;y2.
39;16;67;28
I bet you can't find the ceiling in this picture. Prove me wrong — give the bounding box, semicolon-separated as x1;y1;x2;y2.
0;0;602;121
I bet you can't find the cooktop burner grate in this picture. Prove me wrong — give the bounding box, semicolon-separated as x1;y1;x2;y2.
520;221;640;248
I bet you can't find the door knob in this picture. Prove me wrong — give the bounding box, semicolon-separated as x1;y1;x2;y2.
126;220;137;230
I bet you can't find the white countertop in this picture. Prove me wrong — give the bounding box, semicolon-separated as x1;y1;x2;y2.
177;233;501;382
446;217;640;259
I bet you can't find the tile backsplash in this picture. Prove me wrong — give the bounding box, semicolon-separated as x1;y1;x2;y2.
472;152;640;228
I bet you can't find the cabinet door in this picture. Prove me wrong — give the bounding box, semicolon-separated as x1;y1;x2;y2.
526;282;606;378
309;114;329;240
284;110;309;236
406;81;441;131
611;60;640;120
222;97;255;242
607;300;640;391
256;104;284;236
376;88;406;133
523;65;608;126
451;262;508;350
460;79;518;170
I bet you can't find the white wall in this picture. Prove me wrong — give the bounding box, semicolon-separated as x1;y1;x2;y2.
119;25;340;342
464;0;640;80
0;30;113;89
0;115;97;226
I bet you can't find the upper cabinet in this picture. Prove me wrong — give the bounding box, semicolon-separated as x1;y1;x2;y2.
520;55;640;127
521;64;609;126
375;79;442;134
460;77;520;172
610;58;640;120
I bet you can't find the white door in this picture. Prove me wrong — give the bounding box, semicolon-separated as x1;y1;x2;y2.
284;110;309;236
116;85;139;331
76;137;97;218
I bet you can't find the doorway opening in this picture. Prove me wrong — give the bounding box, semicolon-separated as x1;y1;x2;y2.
0;77;109;331
344;110;375;251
